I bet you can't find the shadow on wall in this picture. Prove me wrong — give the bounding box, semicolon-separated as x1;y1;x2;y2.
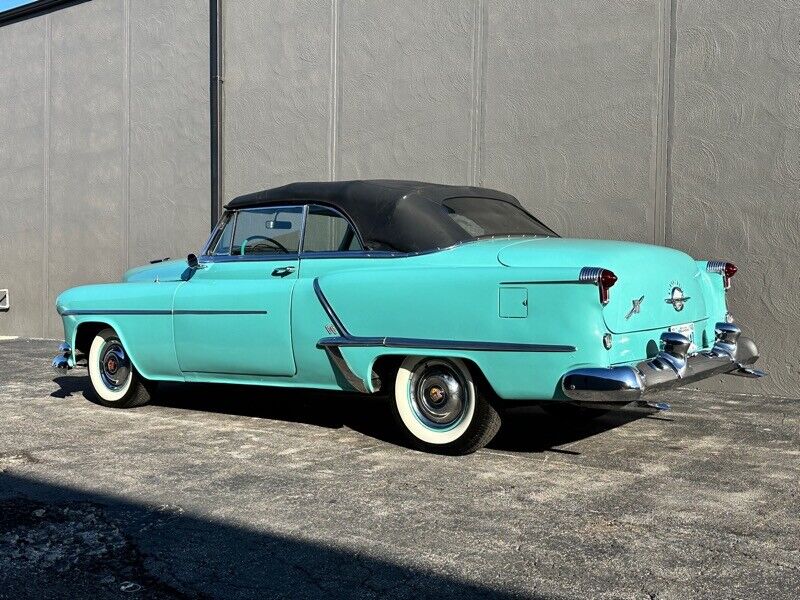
51;375;653;455
0;473;536;599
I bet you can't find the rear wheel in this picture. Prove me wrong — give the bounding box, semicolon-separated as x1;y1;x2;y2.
88;328;155;408
392;356;501;455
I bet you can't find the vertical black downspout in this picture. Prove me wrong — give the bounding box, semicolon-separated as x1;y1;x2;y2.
209;0;222;229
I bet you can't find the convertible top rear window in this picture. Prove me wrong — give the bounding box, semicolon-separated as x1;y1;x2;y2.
442;197;555;239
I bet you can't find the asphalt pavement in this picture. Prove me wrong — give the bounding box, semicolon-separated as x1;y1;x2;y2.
0;337;798;599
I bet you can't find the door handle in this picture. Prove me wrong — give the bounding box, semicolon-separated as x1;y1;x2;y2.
271;266;296;278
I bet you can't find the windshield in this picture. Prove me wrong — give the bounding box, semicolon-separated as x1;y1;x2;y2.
442;197;556;239
207;207;304;256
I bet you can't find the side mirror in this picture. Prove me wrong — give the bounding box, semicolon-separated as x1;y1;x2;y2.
187;253;205;270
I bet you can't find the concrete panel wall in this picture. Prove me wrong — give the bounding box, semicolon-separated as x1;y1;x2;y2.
336;1;475;182
0;0;209;338
0;17;46;337
224;0;665;241
482;1;661;242
128;0;211;267
223;0;332;197
670;0;800;396
46;0;127;336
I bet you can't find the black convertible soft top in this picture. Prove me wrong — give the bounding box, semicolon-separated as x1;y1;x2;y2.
225;180;537;252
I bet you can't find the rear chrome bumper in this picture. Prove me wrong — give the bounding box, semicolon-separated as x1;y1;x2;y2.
52;343;73;375
561;323;766;403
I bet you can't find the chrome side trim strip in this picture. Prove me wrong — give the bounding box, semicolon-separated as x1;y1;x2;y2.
321;346;370;394
59;309;267;316
59;309;173;316
312;278;350;336
317;336;576;353
312;278;576;353
172;310;268;315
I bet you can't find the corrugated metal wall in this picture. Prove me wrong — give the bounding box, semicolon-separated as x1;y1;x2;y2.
1;0;797;396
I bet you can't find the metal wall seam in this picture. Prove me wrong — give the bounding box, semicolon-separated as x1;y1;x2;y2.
210;0;223;228
327;0;341;181
651;0;676;246
469;0;488;188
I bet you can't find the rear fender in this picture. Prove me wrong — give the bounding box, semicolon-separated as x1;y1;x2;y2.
316;267;611;400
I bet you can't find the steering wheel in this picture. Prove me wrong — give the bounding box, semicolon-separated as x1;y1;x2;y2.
239;235;290;255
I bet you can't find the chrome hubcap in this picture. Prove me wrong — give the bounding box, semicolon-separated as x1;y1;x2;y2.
99;341;130;391
409;360;469;429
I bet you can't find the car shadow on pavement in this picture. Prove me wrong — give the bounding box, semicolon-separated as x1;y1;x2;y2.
0;473;536;599
489;406;660;453
52;376;658;455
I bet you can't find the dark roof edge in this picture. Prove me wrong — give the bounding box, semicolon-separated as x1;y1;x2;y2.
0;0;90;27
225;179;520;210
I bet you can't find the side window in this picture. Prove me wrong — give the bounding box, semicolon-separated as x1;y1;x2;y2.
223;206;303;256
302;205;363;252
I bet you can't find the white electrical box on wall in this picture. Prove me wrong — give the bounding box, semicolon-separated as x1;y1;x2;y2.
0;289;8;311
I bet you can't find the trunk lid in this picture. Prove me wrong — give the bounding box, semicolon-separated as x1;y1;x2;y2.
497;238;708;333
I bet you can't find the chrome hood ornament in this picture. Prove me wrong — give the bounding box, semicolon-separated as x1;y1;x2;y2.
625;296;645;319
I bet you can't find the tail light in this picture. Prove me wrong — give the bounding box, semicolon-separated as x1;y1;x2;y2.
580;267;618;305
707;261;737;290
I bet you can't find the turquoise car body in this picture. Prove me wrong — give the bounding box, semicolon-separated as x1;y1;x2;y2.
55;233;732;402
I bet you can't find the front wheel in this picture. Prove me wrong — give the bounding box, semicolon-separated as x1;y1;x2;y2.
88;328;155;408
392;356;501;455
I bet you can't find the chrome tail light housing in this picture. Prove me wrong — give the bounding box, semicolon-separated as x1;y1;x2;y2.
707;261;737;289
580;266;618;305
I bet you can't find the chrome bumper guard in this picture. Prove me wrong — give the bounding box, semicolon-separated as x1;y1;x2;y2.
562;323;766;403
52;343;73;375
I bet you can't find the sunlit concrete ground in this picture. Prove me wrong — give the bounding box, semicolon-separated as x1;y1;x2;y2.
1;338;798;599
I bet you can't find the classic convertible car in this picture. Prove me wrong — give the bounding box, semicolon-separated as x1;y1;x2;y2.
52;180;764;454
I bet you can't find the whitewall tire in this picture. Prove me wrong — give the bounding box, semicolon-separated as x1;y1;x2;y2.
88;328;154;408
392;356;501;454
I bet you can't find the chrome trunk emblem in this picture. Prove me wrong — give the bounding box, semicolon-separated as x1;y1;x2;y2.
625;296;645;319
665;287;690;312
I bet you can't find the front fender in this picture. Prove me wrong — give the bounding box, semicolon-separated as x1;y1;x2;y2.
55;282;183;381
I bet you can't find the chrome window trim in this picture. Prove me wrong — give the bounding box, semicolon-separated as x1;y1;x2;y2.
227;210;240;255
199;254;299;264
200;212;230;256
298;204;310;254
299;250;405;260
300;203;366;253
